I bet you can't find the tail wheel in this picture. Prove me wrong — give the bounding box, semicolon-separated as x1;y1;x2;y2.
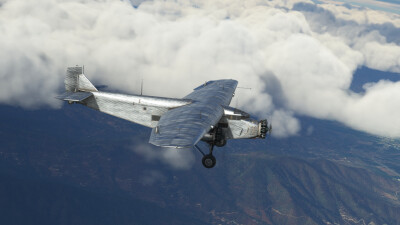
202;154;216;168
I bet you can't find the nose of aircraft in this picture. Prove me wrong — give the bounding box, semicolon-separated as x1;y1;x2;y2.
258;119;271;139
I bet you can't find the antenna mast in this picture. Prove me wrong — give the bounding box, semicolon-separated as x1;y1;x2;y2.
140;79;143;96
235;86;252;108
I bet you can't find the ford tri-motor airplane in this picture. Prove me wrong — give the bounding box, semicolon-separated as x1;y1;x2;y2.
57;66;271;168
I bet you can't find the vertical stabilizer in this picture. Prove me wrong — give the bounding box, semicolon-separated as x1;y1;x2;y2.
65;66;98;92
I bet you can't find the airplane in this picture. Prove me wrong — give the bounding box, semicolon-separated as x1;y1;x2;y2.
57;66;271;168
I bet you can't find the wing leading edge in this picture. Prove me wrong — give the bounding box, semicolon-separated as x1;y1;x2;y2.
149;79;237;148
186;79;238;106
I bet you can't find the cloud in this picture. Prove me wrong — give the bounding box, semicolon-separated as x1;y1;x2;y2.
140;170;166;186
132;142;195;170
270;110;300;138
0;0;400;138
293;2;400;72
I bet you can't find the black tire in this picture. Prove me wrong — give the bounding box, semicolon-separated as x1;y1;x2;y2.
202;154;216;168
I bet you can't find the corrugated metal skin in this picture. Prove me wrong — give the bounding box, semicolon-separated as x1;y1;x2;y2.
185;79;237;106
65;67;81;92
65;67;98;92
149;102;224;147
60;76;249;147
226;119;259;139
84;92;191;128
78;74;98;92
56;91;93;102
149;79;237;147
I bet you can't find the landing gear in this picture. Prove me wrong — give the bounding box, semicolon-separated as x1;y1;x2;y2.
195;143;217;169
195;126;227;168
215;139;226;147
202;154;216;168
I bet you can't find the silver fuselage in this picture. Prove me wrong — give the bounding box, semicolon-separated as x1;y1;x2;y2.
79;91;261;140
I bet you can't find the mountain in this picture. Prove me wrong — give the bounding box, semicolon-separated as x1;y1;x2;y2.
0;67;400;225
1;104;400;225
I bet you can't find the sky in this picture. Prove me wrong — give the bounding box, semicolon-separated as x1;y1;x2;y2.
0;0;400;139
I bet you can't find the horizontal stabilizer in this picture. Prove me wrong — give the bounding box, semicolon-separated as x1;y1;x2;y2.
56;91;93;102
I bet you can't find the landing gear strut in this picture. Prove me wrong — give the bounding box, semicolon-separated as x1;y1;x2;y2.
195;144;217;168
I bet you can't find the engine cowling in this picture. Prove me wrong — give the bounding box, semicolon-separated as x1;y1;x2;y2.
258;119;270;139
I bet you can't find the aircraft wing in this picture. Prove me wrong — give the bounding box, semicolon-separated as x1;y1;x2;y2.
185;79;238;106
149;79;237;148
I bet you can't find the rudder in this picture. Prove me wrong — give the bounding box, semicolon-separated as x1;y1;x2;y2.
65;66;98;92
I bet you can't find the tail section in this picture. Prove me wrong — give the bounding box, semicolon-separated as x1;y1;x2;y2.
57;66;97;103
65;66;98;92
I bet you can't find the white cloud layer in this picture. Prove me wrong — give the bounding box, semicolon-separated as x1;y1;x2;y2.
0;0;400;138
132;143;195;170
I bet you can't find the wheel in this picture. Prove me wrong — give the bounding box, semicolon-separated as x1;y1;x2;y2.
202;154;216;168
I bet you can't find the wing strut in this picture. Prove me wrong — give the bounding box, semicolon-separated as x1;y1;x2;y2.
194;145;205;156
